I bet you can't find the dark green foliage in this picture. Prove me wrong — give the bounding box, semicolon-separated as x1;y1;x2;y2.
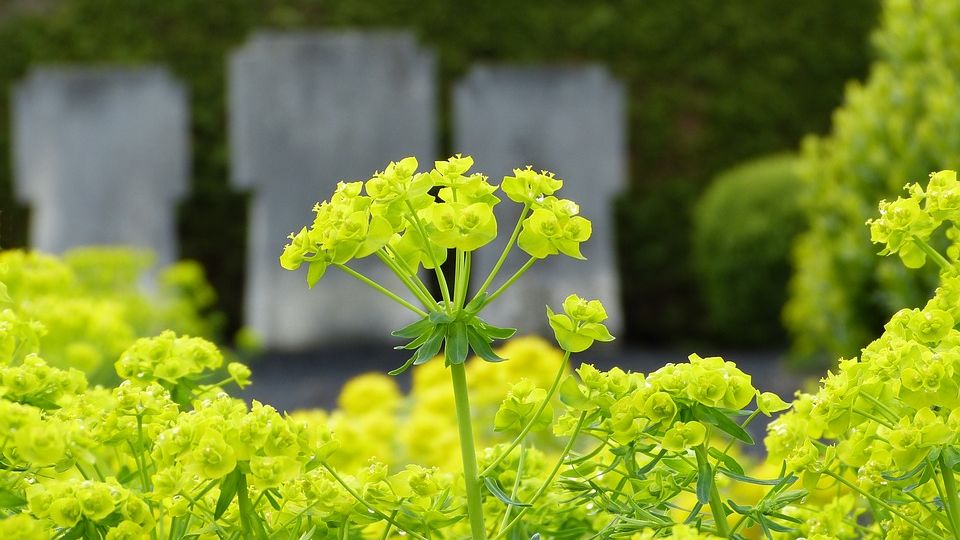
692;154;805;346
0;0;877;342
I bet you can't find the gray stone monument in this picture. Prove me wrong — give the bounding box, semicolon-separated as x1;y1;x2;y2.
230;31;436;350
454;65;626;335
12;67;188;266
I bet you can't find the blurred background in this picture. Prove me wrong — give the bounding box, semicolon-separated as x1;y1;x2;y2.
3;0;954;410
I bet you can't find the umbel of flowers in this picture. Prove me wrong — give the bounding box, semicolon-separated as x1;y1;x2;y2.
766;170;960;539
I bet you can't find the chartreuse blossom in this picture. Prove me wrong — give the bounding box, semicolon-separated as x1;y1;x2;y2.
765;170;960;539
0;247;221;383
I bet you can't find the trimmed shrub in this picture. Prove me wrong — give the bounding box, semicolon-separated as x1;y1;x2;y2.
692;154;805;346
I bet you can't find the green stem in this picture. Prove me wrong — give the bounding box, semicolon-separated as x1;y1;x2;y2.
913;235;955;273
320;462;427;540
939;454;960;538
380;508;401;540
857;392;900;422
405;201;452;307
135;415;151;490
473;205;530;301
696;444;730;537
826;470;947;540
850;406;895;428
493;412;587;540
496;441;527;536
454;249;471;309
480;350;571;477
450;362;486;540
379;248;438;309
335;263;427;317
482;257;537;308
717;408;761;466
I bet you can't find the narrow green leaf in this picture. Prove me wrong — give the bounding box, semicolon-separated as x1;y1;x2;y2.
464;293;487;315
694;446;712;505
61;522;85;540
388;355;417;376
215;469;241;520
0;488;26;508
769;490;808;509
483;477;531;507
413;326;445;365
474;318;517;340
444;322;469;365
767;511;803;524
396;327;434;350
391;316;433;339
264;488;282;511
236;474;269;540
718;467;793;486
882;459;928;482
762;517;796;533
694;405;754;445
636;449;667;475
82;521;99;540
726;499;754;515
708;447;744;475
942;446;960;472
466;326;505;363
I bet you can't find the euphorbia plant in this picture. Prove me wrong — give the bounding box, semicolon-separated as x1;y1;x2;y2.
280;155;601;539
281;156;798;539
766;170;960;539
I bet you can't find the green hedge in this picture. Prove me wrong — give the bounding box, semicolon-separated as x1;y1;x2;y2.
785;0;960;366
692;154;804;346
0;0;877;342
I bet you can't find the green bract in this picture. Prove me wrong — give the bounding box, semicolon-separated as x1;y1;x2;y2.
547;294;615;353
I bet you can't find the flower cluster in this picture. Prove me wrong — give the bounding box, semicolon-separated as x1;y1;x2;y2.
766;171;960;538
281;155;591;296
868;170;960;268
0;248;221;382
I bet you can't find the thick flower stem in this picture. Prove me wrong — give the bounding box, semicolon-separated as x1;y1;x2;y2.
939;454;960;538
451;362;486;540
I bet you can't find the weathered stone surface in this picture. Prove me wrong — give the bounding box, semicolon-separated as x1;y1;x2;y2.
230;31;436;349
13;67;188;266
454;65;626;335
